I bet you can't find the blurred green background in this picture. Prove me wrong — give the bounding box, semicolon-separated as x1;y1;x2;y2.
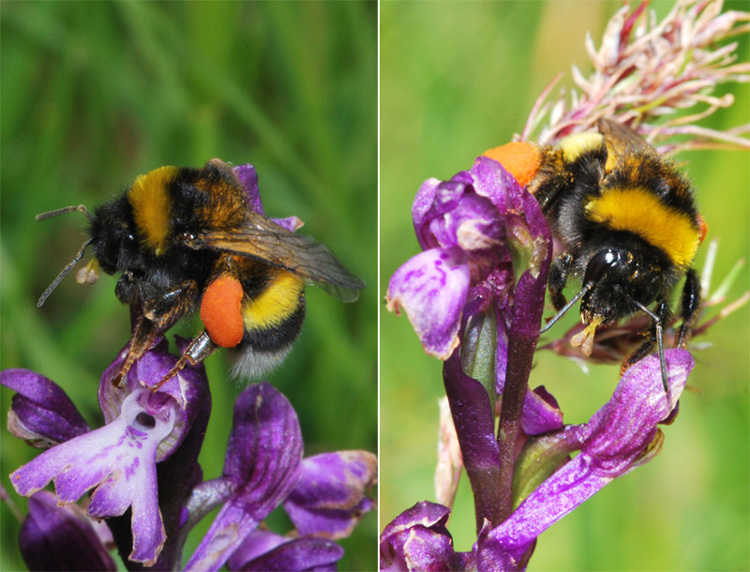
0;2;376;570
381;1;749;571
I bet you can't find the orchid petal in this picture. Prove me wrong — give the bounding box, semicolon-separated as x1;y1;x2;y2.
0;369;89;447
19;491;116;572
184;382;303;572
234;163;264;215
284;451;377;539
387;247;470;359
521;386;564;436
229;530;343;572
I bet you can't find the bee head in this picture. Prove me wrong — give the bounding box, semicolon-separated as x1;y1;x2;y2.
90;198;141;276
579;246;665;325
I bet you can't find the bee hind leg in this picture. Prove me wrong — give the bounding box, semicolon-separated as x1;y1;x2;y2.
149;330;216;392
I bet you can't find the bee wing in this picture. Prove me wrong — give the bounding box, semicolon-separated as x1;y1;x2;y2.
185;215;365;303
597;118;657;157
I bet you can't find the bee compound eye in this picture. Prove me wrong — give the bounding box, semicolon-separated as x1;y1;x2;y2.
99;240;119;273
583;248;622;285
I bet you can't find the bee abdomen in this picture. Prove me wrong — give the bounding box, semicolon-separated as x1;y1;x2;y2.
225;269;306;380
230;301;306;380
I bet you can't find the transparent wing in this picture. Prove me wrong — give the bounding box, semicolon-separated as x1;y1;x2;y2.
597;118;657;157
183;213;365;303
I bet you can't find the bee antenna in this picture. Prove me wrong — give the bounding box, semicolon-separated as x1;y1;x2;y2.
37;238;94;307
630;299;669;394
540;281;594;334
36;204;93;222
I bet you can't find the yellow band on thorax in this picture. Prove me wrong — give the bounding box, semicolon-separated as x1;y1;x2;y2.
128;166;178;255
585;187;699;268
559;132;604;163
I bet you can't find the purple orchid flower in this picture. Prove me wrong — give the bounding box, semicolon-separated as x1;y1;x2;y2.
380;501;465;572
381;351;693;571
388;157;520;361
384;153;695;570
2;337;209;567
183;382;376;572
284;451;378;540
3;350;376;571
19;490;117;571
389;156;554;530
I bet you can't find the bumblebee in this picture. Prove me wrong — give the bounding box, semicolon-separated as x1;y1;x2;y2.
37;158;365;386
529;119;706;392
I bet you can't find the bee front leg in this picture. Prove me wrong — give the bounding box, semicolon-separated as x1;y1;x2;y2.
113;316;158;386
115;271;140;305
114;280;200;386
676;268;701;348
548;252;573;312
621;297;671;380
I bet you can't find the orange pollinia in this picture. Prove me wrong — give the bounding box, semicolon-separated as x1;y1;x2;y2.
482;141;541;188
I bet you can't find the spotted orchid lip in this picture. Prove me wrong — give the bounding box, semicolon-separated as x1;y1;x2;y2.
0;334;212;567
7;385;178;565
2;350;376;572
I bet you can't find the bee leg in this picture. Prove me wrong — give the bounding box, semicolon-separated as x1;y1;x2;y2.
622;298;671;392
548;253;573;311
114;280;200;386
115;271;140;305
541;253;590;334
113;316;158;386
676;268;701;348
143;280;199;330
150;330;216;392
528;151;574;211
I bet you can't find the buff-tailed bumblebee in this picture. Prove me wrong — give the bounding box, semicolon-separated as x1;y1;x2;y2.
528;119;706;392
37;158;365;386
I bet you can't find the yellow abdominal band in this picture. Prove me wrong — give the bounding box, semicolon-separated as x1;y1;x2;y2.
242;271;304;330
